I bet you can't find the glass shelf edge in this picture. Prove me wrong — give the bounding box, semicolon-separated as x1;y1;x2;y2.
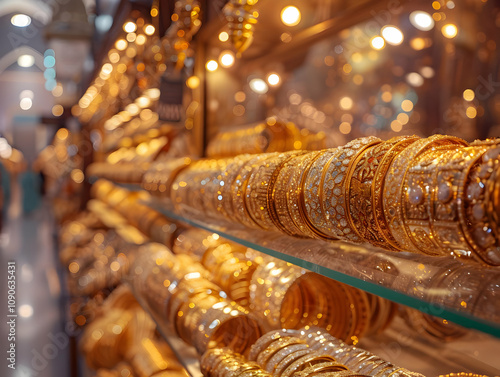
141;199;500;339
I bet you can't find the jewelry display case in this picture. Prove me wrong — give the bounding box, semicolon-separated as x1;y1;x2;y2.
65;1;500;376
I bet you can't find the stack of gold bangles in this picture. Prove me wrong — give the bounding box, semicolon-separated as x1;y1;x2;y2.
206;118;326;158
201;327;425;377
144;135;500;265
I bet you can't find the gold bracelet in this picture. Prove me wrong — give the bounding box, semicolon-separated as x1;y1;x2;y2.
383;135;468;252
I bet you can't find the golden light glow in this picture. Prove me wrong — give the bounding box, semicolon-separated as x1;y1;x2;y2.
381;25;404;45
339;96;353;110
353;74;364;85
442;24;458;39
144;25;155;36
234;91;246;102
391;120;402;132
397;113;409;124
339;122;351;134
102;63;113;75
136;34;146;45
280;6;301;26
52;84;63;97
381;91;392;102
206;60;218;71
401;100;414;112
57;128;69;140
115;39;128;51
123;21;137;33
406;72;424;87
343;63;352;74
370;36;385;50
52;104;64;117
249;78;268;94
186;76;200;89
351;52;363;63
267;73;280;86
71;169;84;184
126;33;136;42
219;51;235;67
466;106;477;119
432;1;441;10
463;89;475;101
409;11;435;31
218;31;229;42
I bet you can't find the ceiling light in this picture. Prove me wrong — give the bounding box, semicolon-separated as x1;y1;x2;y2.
219;51;235;67
18;55;35;68
267;73;280;86
280;6;301;27
409;11;435;31
370;36;385;50
123;21;137;33
11;14;31;27
249;78;268;94
206;60;218;72
20;98;32;110
144;25;155;36
381;25;404;45
218;31;229;42
442;24;458;39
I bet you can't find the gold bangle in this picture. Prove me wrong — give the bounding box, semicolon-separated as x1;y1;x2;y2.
280;353;337;377
461;141;500;265
255;336;304;367
404;145;489;257
248;329;296;361
263;343;310;373
383;135;468;252
246;150;306;231
321;136;382;241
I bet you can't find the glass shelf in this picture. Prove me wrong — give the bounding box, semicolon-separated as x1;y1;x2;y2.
137;195;500;339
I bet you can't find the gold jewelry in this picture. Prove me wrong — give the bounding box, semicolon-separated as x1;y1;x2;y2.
383;135;468;252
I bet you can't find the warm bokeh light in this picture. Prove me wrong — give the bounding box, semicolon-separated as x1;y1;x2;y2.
71;169;84;184
234;91;246;102
219;51;235;67
391;120;402;132
409;11;435;31
339;96;353;110
463;89;475;101
11;14;31;27
144;25;155;36
381;25;404;45
466;106;477;119
280;6;301;26
19;304;33;318
52;104;64;117
218;31;229;42
397;113;409;124
186;76;200;89
126;32;136;42
249;78;268;94
401;100;414;112
206;60;218;71
406;72;424;87
370;36;385;50
123;21;137;33
115;39;128;51
442;24;458;38
339;122;351;134
420;66;435;78
136;34;146;45
267;73;280;86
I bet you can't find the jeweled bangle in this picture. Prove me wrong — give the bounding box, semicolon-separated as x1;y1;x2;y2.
255;336;304;367
263;343;310;373
462;143;500;265
383;135;467;252
319;137;382;240
405;145;489;257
